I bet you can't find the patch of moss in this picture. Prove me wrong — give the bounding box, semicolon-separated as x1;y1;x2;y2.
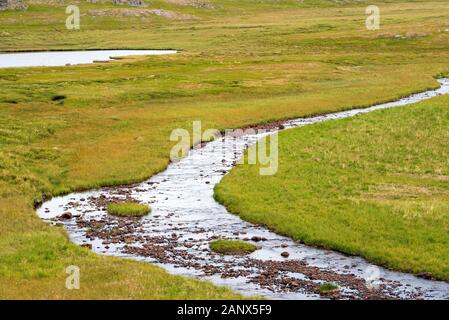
209;239;257;255
319;283;339;294
107;202;150;217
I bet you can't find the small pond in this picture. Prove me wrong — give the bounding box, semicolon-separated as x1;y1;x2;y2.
0;50;176;68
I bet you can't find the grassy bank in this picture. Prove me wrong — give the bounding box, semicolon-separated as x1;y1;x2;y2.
1;0;449;298
215;94;449;280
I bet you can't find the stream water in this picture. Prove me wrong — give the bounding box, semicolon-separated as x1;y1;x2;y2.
37;78;449;300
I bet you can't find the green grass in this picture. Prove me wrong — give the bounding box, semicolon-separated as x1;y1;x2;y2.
1;0;449;298
107;202;150;217
209;239;258;255
319;283;339;294
215;95;449;280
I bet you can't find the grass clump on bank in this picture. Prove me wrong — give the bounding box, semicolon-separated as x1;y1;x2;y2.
107;202;150;217
209;240;257;255
215;95;449;281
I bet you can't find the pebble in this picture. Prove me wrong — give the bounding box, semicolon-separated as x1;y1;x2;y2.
59;211;73;220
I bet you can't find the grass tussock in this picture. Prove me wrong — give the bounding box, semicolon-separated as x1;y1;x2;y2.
319;283;339;295
107;202;150;217
209;240;258;255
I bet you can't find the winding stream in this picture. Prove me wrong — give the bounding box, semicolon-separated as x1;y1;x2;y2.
37;79;449;300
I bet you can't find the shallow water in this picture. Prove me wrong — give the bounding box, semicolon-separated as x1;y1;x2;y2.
0;50;176;68
37;79;449;300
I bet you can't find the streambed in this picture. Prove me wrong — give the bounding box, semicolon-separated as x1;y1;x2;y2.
37;79;449;300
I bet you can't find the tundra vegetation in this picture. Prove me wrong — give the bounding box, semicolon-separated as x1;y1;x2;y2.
209;239;258;255
107;202;151;217
215;97;449;280
319;283;339;295
1;0;449;298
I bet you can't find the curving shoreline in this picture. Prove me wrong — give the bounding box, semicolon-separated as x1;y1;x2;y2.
37;79;449;300
0;49;176;68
